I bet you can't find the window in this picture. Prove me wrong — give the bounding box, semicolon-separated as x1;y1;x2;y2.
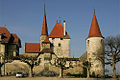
87;40;89;44
52;38;55;40
60;38;63;40
58;43;61;47
50;43;54;50
101;39;103;43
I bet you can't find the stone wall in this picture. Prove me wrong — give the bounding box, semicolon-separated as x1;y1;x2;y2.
1;60;29;75
24;53;39;57
40;35;47;51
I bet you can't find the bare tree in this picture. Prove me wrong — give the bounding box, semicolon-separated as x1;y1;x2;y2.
105;35;120;80
50;58;73;78
0;54;12;76
7;56;41;77
82;61;91;79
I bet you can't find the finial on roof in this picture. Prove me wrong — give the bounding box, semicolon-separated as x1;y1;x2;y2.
56;20;58;23
94;9;95;14
44;2;46;16
58;17;61;23
4;24;6;27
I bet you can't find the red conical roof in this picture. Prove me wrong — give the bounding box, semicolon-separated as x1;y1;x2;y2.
88;12;103;38
41;5;48;36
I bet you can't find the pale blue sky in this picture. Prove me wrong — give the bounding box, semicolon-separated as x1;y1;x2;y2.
0;0;120;74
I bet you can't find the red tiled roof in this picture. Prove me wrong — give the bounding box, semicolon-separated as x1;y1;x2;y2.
41;15;48;36
42;37;50;43
49;23;70;39
25;43;40;53
88;13;103;38
0;27;11;43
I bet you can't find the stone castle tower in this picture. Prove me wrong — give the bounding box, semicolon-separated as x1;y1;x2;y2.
40;4;70;58
40;4;50;51
86;11;104;76
48;21;71;58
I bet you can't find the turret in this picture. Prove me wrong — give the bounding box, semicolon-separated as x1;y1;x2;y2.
40;4;48;51
86;10;104;77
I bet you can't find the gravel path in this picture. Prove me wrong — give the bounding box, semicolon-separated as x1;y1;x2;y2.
0;76;115;80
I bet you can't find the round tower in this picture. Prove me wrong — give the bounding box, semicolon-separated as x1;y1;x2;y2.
86;11;104;77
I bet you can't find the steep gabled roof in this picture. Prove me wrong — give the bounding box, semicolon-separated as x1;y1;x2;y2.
11;34;21;47
49;23;70;39
88;12;103;38
11;34;20;43
25;43;40;53
0;27;11;43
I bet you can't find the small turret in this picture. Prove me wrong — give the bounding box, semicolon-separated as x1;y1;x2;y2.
40;3;48;51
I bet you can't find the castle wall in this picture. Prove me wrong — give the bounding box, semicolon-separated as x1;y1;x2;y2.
42;43;50;49
1;60;29;75
24;53;39;57
86;37;104;76
49;38;70;58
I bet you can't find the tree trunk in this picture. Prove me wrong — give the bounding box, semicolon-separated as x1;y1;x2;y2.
59;67;63;78
0;63;1;76
29;66;33;77
112;60;116;80
87;68;90;80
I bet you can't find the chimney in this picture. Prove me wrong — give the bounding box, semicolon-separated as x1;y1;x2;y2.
63;20;66;36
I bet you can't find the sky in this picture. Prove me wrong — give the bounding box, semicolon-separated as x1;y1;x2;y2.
0;0;120;74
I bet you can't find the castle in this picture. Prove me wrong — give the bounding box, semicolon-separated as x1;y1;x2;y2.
24;5;104;76
0;4;104;77
24;5;70;58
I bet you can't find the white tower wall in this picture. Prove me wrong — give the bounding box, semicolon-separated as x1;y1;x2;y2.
86;37;104;76
49;38;70;58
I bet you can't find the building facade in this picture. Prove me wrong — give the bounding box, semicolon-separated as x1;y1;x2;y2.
0;27;21;62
